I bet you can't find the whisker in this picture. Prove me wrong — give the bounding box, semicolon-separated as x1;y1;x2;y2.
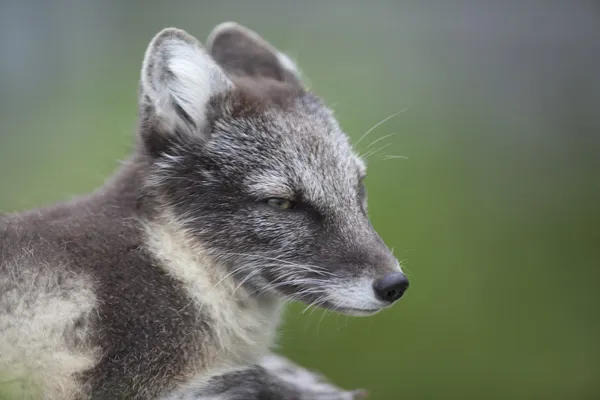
209;263;251;291
216;252;334;276
382;154;409;160
355;109;407;146
317;305;330;332
362;143;392;160
309;296;330;317
230;268;262;298
302;295;329;315
248;278;324;297
366;132;396;148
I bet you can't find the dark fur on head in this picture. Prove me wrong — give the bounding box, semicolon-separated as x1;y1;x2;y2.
136;23;402;314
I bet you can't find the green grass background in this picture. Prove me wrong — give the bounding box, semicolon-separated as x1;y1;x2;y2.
1;1;599;399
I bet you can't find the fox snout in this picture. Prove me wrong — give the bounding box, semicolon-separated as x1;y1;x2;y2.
373;272;409;303
304;230;409;316
364;240;409;304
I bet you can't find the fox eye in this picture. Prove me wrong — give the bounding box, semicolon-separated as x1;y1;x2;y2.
265;198;294;210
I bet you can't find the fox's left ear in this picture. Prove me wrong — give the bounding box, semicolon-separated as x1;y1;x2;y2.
206;22;303;87
140;28;233;138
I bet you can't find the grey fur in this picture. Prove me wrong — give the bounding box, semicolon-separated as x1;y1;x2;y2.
0;22;404;399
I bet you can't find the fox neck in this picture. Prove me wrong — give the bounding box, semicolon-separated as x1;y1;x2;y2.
92;154;285;365
142;214;284;367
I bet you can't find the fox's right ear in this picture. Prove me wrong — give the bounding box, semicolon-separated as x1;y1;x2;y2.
139;28;233;151
206;22;303;87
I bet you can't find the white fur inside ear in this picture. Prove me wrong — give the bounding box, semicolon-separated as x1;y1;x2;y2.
142;29;233;131
163;41;230;125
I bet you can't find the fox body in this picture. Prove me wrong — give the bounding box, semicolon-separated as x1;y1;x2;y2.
0;23;408;399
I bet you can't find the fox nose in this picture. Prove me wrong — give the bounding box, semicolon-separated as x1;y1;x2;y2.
373;272;409;303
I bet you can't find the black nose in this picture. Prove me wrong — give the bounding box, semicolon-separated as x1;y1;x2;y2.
373;272;409;303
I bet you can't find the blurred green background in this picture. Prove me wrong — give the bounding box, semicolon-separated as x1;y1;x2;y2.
1;1;599;399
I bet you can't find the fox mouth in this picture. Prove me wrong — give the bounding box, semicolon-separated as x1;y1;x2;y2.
275;289;385;317
334;307;382;316
273;280;397;317
264;272;407;317
314;300;386;317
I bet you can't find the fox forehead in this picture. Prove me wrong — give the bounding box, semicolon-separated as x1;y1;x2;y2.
207;98;365;206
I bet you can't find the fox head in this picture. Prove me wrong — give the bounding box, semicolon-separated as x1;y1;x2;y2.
137;23;408;316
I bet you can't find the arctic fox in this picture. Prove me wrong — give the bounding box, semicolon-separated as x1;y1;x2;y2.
0;22;409;399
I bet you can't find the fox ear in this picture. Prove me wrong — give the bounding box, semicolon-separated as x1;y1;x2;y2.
140;28;233;137
206;22;303;86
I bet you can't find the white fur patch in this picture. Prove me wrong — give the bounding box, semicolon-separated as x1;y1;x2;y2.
141;28;233;132
142;215;283;372
323;276;400;316
0;260;98;399
260;354;359;398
